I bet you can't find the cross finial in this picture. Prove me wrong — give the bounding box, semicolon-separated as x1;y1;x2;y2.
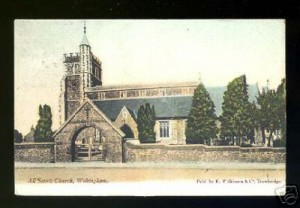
84;20;86;34
84;105;91;121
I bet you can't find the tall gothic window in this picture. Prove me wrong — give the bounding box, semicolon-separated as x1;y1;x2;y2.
159;121;170;138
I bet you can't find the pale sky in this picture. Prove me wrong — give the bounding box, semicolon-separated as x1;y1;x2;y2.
14;20;285;135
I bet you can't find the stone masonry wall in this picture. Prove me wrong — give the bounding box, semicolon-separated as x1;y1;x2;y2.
155;119;186;144
14;140;286;163
65;75;82;119
114;107;138;139
14;143;55;163
125;141;286;163
54;101;123;163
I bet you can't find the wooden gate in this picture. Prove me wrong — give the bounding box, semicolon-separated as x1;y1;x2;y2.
75;142;104;161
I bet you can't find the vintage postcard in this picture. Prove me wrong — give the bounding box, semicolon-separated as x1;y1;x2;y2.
14;19;286;196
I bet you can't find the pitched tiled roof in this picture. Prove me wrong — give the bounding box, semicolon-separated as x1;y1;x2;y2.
92;85;259;120
93;96;192;120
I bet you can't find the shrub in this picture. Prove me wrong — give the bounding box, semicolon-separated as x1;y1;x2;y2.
14;129;23;143
240;143;252;147
34;104;53;142
137;103;156;143
273;139;286;147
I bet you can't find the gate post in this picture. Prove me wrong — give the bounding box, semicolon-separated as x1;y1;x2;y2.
54;142;56;163
88;144;91;160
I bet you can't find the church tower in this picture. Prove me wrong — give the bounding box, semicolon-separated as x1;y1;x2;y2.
79;21;103;95
60;22;103;123
80;22;92;97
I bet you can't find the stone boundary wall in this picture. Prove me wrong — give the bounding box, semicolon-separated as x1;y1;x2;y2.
14;143;55;163
124;141;286;163
14;141;286;163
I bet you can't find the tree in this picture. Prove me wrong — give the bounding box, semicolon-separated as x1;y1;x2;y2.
220;75;254;146
137;103;156;143
185;82;217;144
276;78;286;141
257;89;268;144
257;82;286;146
14;129;23;143
34;104;53;142
246;102;260;144
137;105;146;142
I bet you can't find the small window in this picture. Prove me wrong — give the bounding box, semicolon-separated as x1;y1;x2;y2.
146;90;150;96
100;92;105;99
160;89;166;96
159;121;170;138
120;91;127;98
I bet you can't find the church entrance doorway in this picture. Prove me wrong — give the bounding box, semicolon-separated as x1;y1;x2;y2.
71;126;105;162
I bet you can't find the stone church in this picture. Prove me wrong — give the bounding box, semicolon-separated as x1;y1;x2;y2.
53;25;259;162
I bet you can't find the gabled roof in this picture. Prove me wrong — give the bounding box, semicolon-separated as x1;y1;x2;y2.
24;126;35;141
53;99;124;138
120;106;137;122
92;84;259;120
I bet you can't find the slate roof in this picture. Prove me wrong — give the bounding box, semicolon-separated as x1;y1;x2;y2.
92;85;259;120
93;96;193;120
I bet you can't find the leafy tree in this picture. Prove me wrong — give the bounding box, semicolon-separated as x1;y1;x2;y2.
137;103;156;143
276;78;286;141
247;102;260;144
220;75;254;146
268;90;281;145
257;89;268;144
257;87;281;147
185;82;217;144
34;104;53;142
14;129;23;143
244;93;258;145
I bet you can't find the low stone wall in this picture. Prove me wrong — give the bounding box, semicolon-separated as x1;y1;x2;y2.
15;141;286;163
14;143;55;163
124;141;286;163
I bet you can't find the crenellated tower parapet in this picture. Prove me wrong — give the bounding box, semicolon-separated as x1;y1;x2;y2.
63;53;81;75
61;21;103;121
